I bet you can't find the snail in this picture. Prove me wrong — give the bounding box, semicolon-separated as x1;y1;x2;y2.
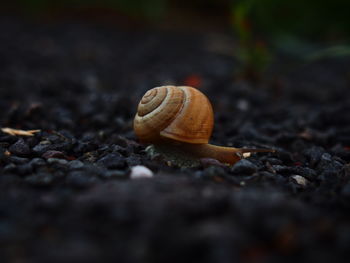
134;85;274;165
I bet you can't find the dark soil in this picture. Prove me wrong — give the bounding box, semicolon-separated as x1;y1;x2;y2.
1;17;350;263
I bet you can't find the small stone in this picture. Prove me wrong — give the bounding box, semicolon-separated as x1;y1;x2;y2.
68;160;85;170
97;153;126;169
42;150;66;159
29;158;46;167
4;163;16;172
303;146;325;167
271;165;293;174
200;158;226;168
9;139;31;156
126;155;142;166
231;159;258;175
292;166;317;180
113;145;128;155
47;158;68;165
237;99;249;111
202;166;226;178
291;175;309;187
66;171;98;188
320;153;332;162
102;169;128;179
8;156;29;164
25;173;54;186
32;142;52;155
130;165;153;179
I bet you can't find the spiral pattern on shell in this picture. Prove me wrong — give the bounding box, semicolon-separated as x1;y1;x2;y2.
134;86;214;144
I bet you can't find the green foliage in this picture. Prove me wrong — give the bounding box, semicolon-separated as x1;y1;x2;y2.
231;0;271;78
235;0;350;40
230;0;350;78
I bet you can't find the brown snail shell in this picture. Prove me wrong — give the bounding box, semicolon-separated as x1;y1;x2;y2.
134;85;214;144
134;85;274;165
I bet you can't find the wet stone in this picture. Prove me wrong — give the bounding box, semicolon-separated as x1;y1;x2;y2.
68;160;85;170
29;158;46;168
74;141;98;154
303;146;325;167
42;150;66;159
8;156;29;164
101;169;128;179
9;139;31;156
231;159;258;175
292;166;317;180
291;175;309;187
112;145;128;156
24;173;54;186
0;135;17;144
47;158;69;165
3;163;16;172
270;165;293;175
261;156;283;165
203;166;226;179
32;142;52;155
126;155;142;167
66;171;98;189
97;153;126;169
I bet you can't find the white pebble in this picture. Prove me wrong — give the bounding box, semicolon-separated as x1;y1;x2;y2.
237;99;249;111
291;175;308;187
130;165;154;179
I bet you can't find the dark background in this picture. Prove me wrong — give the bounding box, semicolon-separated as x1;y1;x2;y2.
0;1;350;263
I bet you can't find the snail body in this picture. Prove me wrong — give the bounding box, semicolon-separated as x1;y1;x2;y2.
134;86;273;165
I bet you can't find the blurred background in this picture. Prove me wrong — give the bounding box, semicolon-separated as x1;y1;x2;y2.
3;0;350;78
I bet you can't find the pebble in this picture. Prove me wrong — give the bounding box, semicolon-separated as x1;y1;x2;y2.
24;173;54;186
231;159;258;175
102;169;128;179
74;141;97;153
200;158;226;168
303;146;325;167
42;150;66;159
32;142;52;155
292;166;317;180
47;158;68;165
65;171;98;188
202;166;226;179
9;139;31;156
130;165;153;179
3;163;16;172
29;158;46;167
126;155;142;166
291;175;309;187
113;145;128;156
68;160;85;170
97;153;126;169
8;156;29;164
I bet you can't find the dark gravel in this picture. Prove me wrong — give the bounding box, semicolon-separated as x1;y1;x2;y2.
0;17;350;263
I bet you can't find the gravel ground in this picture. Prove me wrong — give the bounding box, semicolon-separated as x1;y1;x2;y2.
0;18;350;263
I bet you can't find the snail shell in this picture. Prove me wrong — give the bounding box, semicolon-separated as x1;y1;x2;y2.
134;86;214;144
